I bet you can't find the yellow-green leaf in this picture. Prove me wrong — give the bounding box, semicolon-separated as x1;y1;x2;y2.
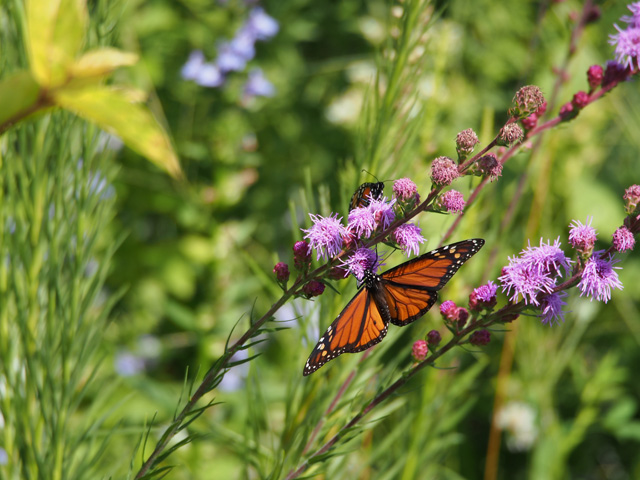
26;0;88;87
70;48;139;79
0;70;43;131
54;86;183;178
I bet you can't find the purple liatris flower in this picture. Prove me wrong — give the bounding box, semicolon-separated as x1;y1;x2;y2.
393;223;426;257
181;50;205;80
302;213;348;261
539;292;568;326
621;2;640;26
245;7;279;41
609;22;640;70
340;247;383;281
469;280;498;310
412;340;428;362
578;251;623;303
393;177;419;202
368;196;396;230
430;156;459;186
440;300;458;320
244;68;276;98
568;217;597;254
499;238;572;306
441;190;466;214
612;226;635;252
347;205;376;239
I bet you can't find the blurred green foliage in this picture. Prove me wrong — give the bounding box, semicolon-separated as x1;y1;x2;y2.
2;0;640;478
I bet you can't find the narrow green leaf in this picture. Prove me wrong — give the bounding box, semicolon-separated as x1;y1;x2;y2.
54;86;183;178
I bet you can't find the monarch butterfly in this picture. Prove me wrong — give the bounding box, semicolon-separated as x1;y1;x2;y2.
303;238;485;375
349;181;385;211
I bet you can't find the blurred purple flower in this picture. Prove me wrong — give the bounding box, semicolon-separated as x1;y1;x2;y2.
246;7;279;41
219;350;249;392
195;63;225;87
368;196;396;230
621;2;640;26
578;251;623;303
217;41;249;72
114;351;146;377
539;291;568;326
393;223;426;257
0;448;7;466
244;68;276;97
609;24;640;69
181;50;205;80
341;247;383;280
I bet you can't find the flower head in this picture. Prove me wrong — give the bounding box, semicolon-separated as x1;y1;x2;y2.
499;238;572;306
245;7;279;41
303;280;326;297
478;153;503;181
347;205;376;239
539;291;568;326
559;102;575;120
181;50;205;80
511;85;545;117
393;178;419;203
293;240;311;270
430;156;459;186
612;226;635;252
393;223;426;257
587;64;604;89
440;300;458;320
469;280;498;311
521;114;538;131
621;2;640;27
217;41;249;72
602;60;631;88
273;262;290;283
195;63;225;88
624;184;640;214
578;251;623;303
427;330;441;346
368;196;396;230
244;68;276;98
456;128;479;157
571;91;589;109
302;213;348;261
469;329;491;346
441;190;466;214
497;123;524;146
568;217;597;254
340;247;383;281
411;340;428;362
609;24;640;70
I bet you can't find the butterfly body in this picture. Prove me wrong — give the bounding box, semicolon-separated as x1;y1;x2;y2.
303;239;485;376
349;181;385;211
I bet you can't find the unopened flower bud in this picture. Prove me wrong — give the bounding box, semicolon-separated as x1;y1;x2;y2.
469;329;491;346
587;65;603;90
273;262;290;283
411;340;428;362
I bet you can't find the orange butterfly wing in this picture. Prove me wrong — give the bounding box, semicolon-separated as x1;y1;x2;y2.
303;287;389;376
381;239;485;326
349;182;385;211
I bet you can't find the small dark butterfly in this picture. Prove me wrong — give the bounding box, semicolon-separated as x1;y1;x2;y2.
349;181;385;211
303;239;485;375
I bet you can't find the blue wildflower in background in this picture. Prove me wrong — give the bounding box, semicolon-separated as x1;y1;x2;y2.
244;68;276;98
181;6;278;97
